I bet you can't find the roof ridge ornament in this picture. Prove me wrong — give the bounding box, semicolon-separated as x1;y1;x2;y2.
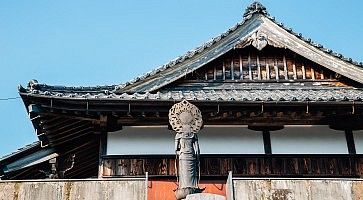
243;1;269;19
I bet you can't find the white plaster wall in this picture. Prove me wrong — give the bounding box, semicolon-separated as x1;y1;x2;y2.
353;130;363;154
107;126;264;155
107;126;174;155
270;125;348;154
198;126;264;154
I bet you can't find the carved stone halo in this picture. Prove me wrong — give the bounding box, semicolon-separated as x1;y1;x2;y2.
169;100;203;134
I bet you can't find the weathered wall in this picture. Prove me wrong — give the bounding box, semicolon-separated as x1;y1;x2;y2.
2;179;362;200
233;179;363;200
0;179;146;200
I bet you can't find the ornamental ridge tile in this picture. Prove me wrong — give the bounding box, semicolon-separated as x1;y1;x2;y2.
23;87;363;102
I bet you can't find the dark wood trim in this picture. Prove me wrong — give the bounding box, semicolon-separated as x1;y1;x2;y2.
101;154;363;159
170;79;341;84
98;131;107;177
263;131;272;154
345;130;356;155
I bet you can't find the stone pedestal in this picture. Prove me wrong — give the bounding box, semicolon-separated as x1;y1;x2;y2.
186;193;226;200
175;187;204;200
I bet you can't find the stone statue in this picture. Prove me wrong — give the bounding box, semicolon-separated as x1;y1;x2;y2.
169;100;204;200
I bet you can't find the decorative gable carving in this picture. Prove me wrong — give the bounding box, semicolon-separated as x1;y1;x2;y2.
235;30;285;51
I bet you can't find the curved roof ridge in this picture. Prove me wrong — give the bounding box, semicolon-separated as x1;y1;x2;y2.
264;9;363;67
19;79;117;94
113;19;249;92
113;2;363;92
19;2;363;94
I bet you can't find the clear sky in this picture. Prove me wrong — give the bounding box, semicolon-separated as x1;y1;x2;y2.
0;0;362;157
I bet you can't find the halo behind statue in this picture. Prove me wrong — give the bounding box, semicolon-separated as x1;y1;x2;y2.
169;100;203;134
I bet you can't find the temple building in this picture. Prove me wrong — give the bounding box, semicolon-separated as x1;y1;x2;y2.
1;2;363;200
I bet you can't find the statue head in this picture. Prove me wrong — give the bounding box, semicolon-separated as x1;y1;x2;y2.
169;100;203;134
179;111;193;125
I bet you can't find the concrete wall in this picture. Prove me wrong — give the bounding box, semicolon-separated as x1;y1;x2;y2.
0;179;146;200
2;178;362;200
233;179;363;200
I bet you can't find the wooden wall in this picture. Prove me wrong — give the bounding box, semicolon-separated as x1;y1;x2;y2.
102;155;363;178
186;47;340;83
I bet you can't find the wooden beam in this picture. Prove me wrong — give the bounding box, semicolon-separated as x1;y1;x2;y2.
248;53;252;80
266;63;270;80
257;55;261;80
274;65;279;81
262;131;272;154
98;131;107;178
213;66;217;81
345;130;356;155
231;59;235;80
293;63;297;80
222;61;226;80
239;55;243;80
283;55;288;80
248;125;284;132
311;67;315;80
302;64;306;79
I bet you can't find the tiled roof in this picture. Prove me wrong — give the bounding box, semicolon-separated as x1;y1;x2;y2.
22;88;363;102
18;2;363;98
111;2;363;92
0;141;40;162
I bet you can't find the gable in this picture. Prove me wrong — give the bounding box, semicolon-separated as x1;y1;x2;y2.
115;2;363;94
116;15;263;93
161;46;359;91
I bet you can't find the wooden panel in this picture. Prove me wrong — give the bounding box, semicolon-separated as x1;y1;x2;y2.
103;155;361;177
356;157;363;176
114;159;131;176
185;47;341;84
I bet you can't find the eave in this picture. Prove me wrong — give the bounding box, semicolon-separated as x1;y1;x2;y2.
20;91;363;127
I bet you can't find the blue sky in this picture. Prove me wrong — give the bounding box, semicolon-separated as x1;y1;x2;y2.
0;0;362;157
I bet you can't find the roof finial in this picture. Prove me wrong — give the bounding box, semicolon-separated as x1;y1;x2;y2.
243;1;269;19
